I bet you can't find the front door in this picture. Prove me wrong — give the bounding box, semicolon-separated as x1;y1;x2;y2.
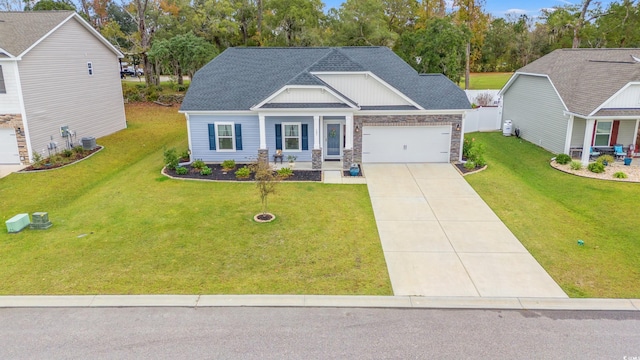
324;122;343;160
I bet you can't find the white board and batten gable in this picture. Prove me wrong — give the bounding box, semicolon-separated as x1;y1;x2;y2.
596;83;640;113
314;73;417;108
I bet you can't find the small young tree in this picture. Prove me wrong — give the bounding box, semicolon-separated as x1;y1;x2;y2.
251;160;282;219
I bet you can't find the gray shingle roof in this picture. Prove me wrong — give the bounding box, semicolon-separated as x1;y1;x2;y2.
515;48;640;116
0;11;74;57
181;47;470;112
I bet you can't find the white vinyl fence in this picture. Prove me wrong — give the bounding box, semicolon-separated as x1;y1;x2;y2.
464;90;502;133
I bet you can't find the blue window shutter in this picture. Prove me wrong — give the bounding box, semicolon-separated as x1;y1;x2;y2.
301;124;308;150
208;124;216;150
235;123;243;150
275;124;282;150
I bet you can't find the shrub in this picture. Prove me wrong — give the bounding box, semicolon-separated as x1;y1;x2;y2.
463;161;476;170
596;155;614;166
570;161;582;170
61;149;74;158
277;167;294;178
468;141;486;167
588;162;605;173
175;166;188;175
462;137;473;159
73;145;85;154
163;147;179;170
235;166;251;179
287;155;297;163
179;149;190;161
50;154;63;165
191;159;206;170
32;152;43;169
221;159;236;171
613;171;628;179
555;153;571;164
200;166;212;176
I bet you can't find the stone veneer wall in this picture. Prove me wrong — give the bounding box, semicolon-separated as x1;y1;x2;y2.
353;114;463;163
0;114;28;164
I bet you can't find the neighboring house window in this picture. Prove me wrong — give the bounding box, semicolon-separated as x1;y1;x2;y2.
208;123;243;151
282;122;301;151
0;65;6;94
87;62;93;76
594;120;612;146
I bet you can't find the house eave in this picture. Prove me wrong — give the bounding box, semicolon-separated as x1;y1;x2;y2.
563;110;640;120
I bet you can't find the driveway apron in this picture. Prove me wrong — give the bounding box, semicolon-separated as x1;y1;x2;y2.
365;163;567;298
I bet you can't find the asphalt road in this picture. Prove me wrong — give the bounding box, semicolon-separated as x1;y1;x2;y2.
1;307;639;359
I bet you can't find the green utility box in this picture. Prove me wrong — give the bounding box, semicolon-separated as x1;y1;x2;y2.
6;213;30;233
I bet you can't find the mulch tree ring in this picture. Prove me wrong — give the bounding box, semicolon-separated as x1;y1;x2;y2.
254;213;276;223
455;163;487;175
167;163;322;182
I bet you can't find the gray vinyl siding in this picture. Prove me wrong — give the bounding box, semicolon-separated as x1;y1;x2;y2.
570;117;586;148
617;120;636;146
502;75;568;154
189;114;260;162
18;18;125;157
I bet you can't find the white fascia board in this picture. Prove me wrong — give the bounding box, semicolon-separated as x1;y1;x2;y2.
251;85;358;110
563;110;640;120
19;13;124;58
356;109;467;116
500;72;569;112
0;47;15;58
178;110;256;115
257;110;355;117
311;71;425;110
589;82;640;116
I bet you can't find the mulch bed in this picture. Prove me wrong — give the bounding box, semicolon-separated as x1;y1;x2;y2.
455;162;486;175
20;146;103;172
166;163;322;182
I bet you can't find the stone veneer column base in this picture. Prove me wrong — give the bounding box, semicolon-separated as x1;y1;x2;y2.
257;149;268;166
312;149;322;170
342;149;353;170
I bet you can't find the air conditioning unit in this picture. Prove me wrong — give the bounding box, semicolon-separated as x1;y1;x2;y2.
81;137;96;150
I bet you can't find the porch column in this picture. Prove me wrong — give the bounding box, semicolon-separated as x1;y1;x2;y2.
563;114;574;155
581;118;595;166
313;115;320;149
345;115;353;149
259;114;266;149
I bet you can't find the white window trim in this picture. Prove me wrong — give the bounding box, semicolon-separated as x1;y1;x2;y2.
282;122;302;152
215;122;236;152
594;120;612;147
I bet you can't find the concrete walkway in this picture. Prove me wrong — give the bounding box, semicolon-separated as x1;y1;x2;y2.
0;164;25;179
365;163;567;298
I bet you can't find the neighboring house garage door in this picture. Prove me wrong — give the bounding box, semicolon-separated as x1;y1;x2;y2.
0;128;20;164
362;126;451;163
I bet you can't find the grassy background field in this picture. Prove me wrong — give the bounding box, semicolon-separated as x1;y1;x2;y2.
460;72;513;90
0;104;391;295
465;133;640;298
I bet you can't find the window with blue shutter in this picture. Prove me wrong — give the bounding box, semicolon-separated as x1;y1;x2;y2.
301;124;308;150
208;124;216;150
235;124;243;150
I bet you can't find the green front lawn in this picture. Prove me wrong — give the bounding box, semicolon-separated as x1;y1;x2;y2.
465;133;640;298
0;104;390;295
460;72;513;90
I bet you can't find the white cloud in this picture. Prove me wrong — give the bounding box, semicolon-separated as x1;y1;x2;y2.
505;8;529;15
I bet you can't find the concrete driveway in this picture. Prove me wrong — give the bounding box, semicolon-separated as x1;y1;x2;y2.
365;163;567;298
0;165;25;179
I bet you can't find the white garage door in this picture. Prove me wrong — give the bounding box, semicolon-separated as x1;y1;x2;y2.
0;128;20;164
362;126;451;163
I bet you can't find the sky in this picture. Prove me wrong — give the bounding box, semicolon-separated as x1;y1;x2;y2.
323;0;615;18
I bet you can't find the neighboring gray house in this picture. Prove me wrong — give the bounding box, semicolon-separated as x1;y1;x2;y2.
500;48;640;165
180;47;470;170
0;11;126;165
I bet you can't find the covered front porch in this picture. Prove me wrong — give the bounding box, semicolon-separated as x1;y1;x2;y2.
565;115;640;165
257;112;355;170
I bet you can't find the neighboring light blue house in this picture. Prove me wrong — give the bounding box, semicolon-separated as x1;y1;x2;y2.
180;47;470;169
500;48;640;165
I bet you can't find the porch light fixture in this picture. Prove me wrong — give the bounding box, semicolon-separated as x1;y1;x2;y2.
456;124;460;131
355;124;360;132
16;127;23;136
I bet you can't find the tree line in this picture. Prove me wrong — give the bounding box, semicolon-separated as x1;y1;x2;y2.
6;0;640;87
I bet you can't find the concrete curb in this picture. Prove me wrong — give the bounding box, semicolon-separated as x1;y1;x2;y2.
0;295;638;311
